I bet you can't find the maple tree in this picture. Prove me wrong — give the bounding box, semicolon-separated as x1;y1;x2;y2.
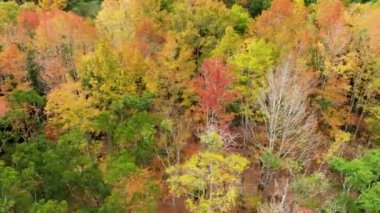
79;39;141;108
0;2;20;32
34;9;96;90
229;38;278;129
167;151;249;212
17;9;38;28
316;0;350;56
134;18;166;57
39;0;67;9
193;58;235;128
0;44;27;95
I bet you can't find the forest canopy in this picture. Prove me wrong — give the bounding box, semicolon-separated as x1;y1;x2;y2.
0;0;379;212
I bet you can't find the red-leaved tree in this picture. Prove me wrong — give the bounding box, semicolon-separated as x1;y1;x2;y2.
194;58;235;129
17;10;40;35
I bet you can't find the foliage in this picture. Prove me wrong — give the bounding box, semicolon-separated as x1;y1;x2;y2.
260;150;281;170
104;151;139;185
330;150;380;191
25;50;44;94
330;150;380;211
67;0;102;18
291;173;329;209
200;129;224;150
98;190;126;213
247;0;272;17
4;90;45;142
359;182;380;212
193;58;235;127
30;199;68;213
166;0;245;62
230;38;277;121
0;161;32;212
10;89;45;107
167;151;249;212
39;0;67;9
230;4;251;34
80;39;140;108
211;26;241;59
0;2;20;31
323;130;351;161
45;82;99;133
34;9;96;89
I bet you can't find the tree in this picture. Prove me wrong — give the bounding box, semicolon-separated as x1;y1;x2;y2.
247;0;272;18
66;0;102;18
100;170;160;213
145;33;195;169
323;130;351;161
250;0;310;52
0;98;6;118
359;182;380;212
156;118;191;169
134;18;166;57
166;0;246;62
95;0;132;45
290;173;330;210
99;190;126;213
367;73;380;146
104;151;139;185
17;10;39;37
93;92;158;164
0;2;20;32
313;0;351;137
313;1;380;145
230;4;251;34
45;81;99;133
314;0;351;131
167;151;249;212
211;26;242;60
166;130;249;212
193;58;235;128
11;134;110;206
316;0;350;57
39;0;67;9
34;9;96;89
25;50;44;94
229;38;277;129
258;55;318;160
343;5;380;144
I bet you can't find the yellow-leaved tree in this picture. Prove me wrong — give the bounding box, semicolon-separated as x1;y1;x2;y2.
45;81;99;133
39;0;67;9
166;131;249;212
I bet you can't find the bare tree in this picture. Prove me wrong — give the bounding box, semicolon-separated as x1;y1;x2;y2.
258;178;292;213
258;55;318;160
155;116;191;170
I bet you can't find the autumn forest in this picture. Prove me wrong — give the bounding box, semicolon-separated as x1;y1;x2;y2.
0;0;379;212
